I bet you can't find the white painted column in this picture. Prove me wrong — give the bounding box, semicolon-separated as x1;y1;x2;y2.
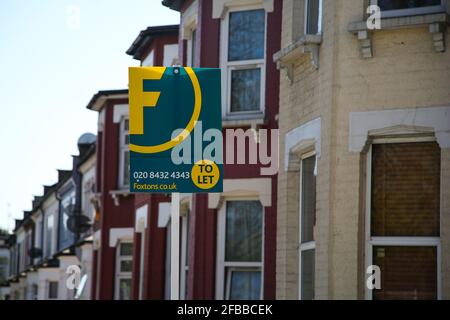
170;192;180;300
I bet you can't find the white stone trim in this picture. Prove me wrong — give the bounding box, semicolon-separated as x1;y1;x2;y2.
285;117;322;170
158;202;171;228
98;108;105;132
349;106;450;152
212;0;274;19
93;230;101;250
113;104;129;123
208;177;272;209
181;0;198;40
109;228;133;247
135;205;148;233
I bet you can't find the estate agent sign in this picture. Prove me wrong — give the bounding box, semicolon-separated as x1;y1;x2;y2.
129;66;223;193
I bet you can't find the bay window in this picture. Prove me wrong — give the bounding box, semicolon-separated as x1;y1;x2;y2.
222;8;266;117
366;141;441;300
115;241;133;300
217;200;263;300
298;153;316;300
119;117;130;188
371;0;446;17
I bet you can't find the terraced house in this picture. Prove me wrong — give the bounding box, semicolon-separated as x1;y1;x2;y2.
161;0;281;300
274;0;450;299
4;0;449;301
7;135;97;300
87;24;179;300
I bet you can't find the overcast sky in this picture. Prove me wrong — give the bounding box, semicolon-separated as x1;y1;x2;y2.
0;0;179;231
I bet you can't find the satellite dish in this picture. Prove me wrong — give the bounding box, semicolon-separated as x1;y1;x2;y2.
28;247;43;258
67;215;92;234
77;133;96;145
64;203;76;216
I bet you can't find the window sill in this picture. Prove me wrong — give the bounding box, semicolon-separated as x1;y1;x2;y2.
222;115;265;129
273;34;322;84
348;12;449;58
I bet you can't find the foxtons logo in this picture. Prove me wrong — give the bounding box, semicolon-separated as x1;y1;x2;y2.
129;67;279;194
129;66;223;193
129;67;201;154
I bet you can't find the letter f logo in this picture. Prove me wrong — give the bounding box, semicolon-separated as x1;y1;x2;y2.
128;67;202;154
129;67;164;135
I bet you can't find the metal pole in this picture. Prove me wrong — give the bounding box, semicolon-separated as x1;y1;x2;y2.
170;64;182;300
170;192;180;300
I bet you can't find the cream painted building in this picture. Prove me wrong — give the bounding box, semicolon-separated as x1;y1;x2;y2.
274;0;450;299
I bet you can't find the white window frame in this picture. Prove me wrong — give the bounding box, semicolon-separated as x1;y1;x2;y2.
216;198;264;300
139;231;145;300
141;49;154;67
114;240;133;300
60;189;75;244
370;0;447;18
186;28;197;67
163;44;179;67
220;5;267;119
34;215;42;261
44;213;54;258
298;151;316;300
164;222;171;300
82;178;95;223
118;116;130;189
180;213;190;300
364;137;442;300
304;0;323;35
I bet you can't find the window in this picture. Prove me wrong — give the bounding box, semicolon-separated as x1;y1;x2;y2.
59;189;75;250
371;0;446;17
187;29;197;67
366;141;441;300
222;8;266;116
163;44;179;67
83;178;95;226
298;154;316;300
31;284;38;300
305;0;323;35
48;281;58;299
45;214;53;258
119;117;130;188
34;216;42;262
0;257;8;283
115;242;133;300
217;200;263;300
25;230;32;267
17;242;22;272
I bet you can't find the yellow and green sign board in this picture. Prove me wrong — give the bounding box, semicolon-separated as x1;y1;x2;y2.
129;66;223;193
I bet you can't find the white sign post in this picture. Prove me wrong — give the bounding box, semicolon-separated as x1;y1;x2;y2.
170;192;180;300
